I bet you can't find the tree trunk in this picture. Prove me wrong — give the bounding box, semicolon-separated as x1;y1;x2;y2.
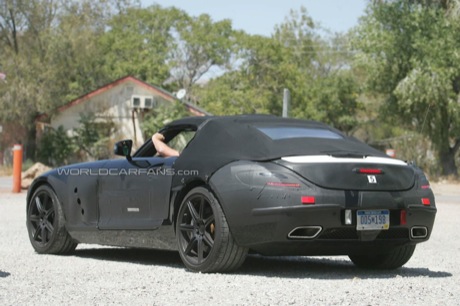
8;8;19;54
439;150;458;177
26;124;37;162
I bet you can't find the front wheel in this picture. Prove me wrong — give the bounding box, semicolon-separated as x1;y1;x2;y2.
26;185;77;254
348;244;416;269
176;186;248;273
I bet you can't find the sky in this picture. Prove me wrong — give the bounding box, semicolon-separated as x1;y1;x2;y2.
141;0;368;36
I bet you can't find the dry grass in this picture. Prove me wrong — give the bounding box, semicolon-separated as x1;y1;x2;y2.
0;166;12;176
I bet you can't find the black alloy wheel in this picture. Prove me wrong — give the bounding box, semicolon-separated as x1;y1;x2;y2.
28;188;55;246
349;244;416;269
176;187;247;273
27;185;77;254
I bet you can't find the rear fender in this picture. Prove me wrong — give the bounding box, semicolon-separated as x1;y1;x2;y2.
209;161;311;245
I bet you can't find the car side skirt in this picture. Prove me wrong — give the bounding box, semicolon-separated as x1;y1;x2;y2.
68;224;177;251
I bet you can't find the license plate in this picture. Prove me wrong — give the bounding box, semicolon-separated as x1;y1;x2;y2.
356;210;390;231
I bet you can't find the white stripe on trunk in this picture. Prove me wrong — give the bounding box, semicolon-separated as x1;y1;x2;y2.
281;155;407;165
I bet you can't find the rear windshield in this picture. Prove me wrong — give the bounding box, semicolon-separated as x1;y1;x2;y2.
256;126;343;140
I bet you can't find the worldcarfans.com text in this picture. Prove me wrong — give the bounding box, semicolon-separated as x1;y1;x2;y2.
57;168;199;176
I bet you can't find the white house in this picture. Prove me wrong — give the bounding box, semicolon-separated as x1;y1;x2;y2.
36;76;208;150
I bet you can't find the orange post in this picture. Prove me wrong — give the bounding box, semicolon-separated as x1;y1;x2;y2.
12;144;23;193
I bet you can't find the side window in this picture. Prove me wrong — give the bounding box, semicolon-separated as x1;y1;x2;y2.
133;128;196;158
167;130;196;153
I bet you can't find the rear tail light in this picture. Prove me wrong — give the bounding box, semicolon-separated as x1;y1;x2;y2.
266;182;301;188
355;168;383;174
400;210;407;225
421;198;431;206
417;171;430;189
301;196;315;205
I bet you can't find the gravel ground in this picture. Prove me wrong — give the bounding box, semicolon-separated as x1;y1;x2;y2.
0;183;458;305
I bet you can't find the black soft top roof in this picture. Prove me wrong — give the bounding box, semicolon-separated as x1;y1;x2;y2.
163;115;211;129
172;115;386;181
166;114;329;130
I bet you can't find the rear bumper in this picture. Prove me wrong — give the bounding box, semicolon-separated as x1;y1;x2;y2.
230;204;436;256
208;160;437;256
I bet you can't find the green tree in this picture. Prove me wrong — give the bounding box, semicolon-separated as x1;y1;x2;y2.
0;0;134;157
73;113;116;160
141;101;189;138
99;4;183;86
37;126;75;166
169;13;235;94
0;0;60;127
354;0;460;176
195;7;362;135
194;33;287;115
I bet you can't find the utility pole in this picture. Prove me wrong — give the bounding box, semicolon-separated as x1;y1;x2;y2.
282;88;290;118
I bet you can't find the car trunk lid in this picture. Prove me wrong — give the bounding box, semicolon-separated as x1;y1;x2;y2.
276;155;415;191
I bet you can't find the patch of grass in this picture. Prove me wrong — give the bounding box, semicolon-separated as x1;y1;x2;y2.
22;159;35;172
0;159;36;176
0;166;12;176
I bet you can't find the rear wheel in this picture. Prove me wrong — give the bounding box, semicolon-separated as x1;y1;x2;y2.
176;186;248;273
348;244;416;269
27;185;77;254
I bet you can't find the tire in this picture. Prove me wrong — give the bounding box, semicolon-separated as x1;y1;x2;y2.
26;185;77;254
176;186;248;273
348;244;416;269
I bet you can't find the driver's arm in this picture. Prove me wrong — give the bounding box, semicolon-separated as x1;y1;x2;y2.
152;133;180;157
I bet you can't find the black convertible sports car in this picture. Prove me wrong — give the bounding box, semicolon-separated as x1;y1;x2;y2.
26;115;436;272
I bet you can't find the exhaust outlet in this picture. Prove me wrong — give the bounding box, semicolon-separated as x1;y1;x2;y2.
288;226;322;239
411;226;428;239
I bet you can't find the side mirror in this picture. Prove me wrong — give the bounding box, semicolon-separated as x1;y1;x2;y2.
113;140;133;161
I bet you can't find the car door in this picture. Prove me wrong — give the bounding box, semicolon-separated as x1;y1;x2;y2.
97;156;175;230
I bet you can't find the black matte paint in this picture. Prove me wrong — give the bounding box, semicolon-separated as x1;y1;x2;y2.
26;115;437;259
209;160;436;255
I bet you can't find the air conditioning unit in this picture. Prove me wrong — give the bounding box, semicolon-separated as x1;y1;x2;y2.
131;96;142;108
130;96;157;109
144;97;154;108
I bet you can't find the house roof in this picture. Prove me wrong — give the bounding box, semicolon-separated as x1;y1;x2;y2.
36;75;210;121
